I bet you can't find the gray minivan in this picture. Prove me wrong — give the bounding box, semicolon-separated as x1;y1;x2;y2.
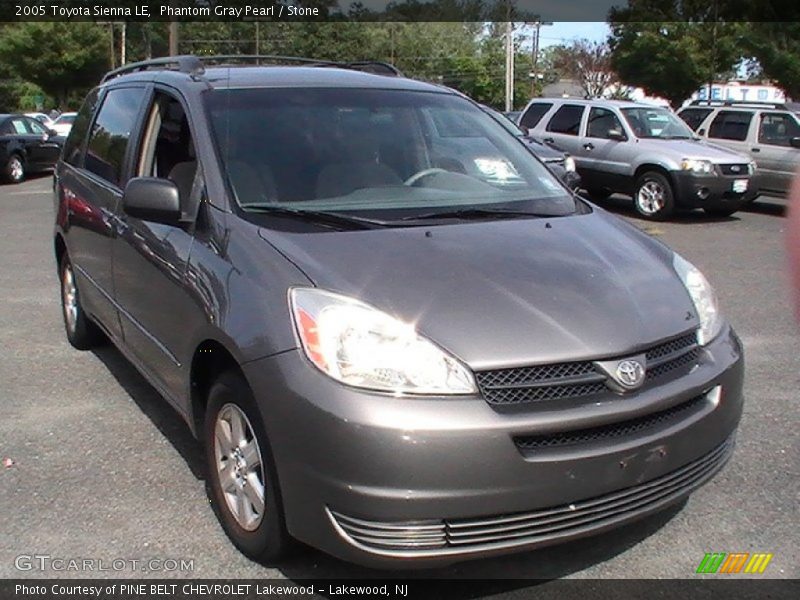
54;56;744;568
678;101;800;197
519;98;756;219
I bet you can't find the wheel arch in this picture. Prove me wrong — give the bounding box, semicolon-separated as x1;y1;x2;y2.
634;163;676;190
54;233;67;274
188;338;248;440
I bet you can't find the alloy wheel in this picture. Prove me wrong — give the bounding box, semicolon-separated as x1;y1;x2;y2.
62;263;78;335
636;180;666;216
9;157;24;182
213;403;266;531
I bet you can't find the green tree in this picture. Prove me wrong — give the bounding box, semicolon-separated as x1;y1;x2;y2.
0;23;108;109
608;21;742;107
740;23;800;98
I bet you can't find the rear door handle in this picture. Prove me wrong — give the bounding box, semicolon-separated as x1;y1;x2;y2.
583;143;594;150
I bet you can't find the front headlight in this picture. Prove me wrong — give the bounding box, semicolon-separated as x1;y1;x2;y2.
680;158;715;175
289;288;477;395
673;254;723;345
563;156;576;172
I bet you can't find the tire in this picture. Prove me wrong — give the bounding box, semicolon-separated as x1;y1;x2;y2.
204;370;291;563
633;171;675;220
59;254;104;350
3;154;25;184
704;206;740;218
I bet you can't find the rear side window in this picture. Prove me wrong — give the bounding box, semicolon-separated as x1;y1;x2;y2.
63;89;99;167
678;108;713;131
10;119;29;134
708;110;753;142
758;113;800;146
520;103;552;129
84;87;146;187
546;105;584;136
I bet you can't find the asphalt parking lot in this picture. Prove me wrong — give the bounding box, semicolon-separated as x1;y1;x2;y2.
0;174;797;586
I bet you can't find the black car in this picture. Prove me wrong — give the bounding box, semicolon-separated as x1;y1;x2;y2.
483;105;582;191
1;114;63;183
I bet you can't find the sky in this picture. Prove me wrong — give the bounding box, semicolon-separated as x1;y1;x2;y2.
537;22;611;49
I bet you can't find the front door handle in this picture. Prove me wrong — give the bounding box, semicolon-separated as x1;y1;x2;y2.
543;137;554;144
751;147;760;153
583;142;595;150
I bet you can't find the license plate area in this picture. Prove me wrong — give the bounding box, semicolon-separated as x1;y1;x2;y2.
732;179;748;193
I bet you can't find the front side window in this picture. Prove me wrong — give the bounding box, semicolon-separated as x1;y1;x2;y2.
85;87;146;187
758;113;800;146
204;88;577;227
27;118;47;135
621;107;694;139
545;105;584;136
520;103;552;129
586;107;625;139
708;110;753;142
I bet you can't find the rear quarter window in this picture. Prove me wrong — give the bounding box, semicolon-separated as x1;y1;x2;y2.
63;89;99;167
678;108;713;131
520;103;552;129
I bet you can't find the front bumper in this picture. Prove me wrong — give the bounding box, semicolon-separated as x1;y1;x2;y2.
243;327;744;568
672;171;757;209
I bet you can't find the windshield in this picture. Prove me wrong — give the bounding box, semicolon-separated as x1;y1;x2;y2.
56;114;75;124
204;88;576;225
483;106;525;137
621;107;695;139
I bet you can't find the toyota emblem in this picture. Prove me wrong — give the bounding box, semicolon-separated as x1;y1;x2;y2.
615;360;645;389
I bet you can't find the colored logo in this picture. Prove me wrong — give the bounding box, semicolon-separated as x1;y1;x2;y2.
696;552;773;574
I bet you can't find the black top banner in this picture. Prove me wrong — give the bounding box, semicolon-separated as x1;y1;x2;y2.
1;0;797;22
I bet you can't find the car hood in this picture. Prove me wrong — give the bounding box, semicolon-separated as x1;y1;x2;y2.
640;138;749;163
259;211;699;370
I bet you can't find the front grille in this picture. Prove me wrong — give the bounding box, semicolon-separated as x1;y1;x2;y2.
476;331;699;406
329;436;734;553
513;392;708;452
719;163;749;176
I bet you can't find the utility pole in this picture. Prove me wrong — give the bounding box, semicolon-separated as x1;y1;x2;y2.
505;20;514;112
529;21;553;97
169;21;179;56
120;22;126;65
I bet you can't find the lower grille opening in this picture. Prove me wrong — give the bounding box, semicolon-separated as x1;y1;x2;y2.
327;436;734;554
513;392;710;453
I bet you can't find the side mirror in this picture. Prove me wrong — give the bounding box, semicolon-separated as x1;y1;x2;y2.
790;137;800;149
518;124;530;136
47;128;58;137
122;177;181;225
697;128;706;136
607;128;627;141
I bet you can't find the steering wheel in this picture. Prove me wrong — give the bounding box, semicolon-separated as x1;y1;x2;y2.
404;168;449;186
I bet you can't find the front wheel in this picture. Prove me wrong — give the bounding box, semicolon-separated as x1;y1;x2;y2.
3;155;25;184
633;171;675;220
204;371;291;562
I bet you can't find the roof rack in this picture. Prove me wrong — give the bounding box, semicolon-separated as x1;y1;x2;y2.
100;54;403;84
101;55;204;83
689;99;787;109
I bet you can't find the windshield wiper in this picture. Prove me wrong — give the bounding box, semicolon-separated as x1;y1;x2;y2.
241;205;389;229
398;207;559;222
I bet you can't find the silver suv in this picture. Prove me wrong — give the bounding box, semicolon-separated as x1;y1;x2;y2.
519;98;756;219
678;101;800;197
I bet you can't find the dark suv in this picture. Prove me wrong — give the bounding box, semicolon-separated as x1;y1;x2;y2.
54;56;744;568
